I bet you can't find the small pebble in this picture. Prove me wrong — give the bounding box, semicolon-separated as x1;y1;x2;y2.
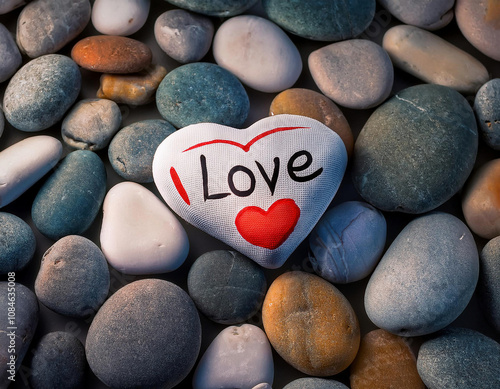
283;378;349;389
0;0;25;14
154;9;214;64
479;237;500;333
474;78;500;150
378;0;454;30
164;0;258;17
0;22;21;83
0;212;36;274
91;0;150;36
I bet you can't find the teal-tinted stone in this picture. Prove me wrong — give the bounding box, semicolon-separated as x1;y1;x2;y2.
479;236;500;333
0;212;36;274
164;0;258;17
474;78;500;150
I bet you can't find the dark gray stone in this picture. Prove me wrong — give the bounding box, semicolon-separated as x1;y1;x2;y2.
164;0;258;17
0;212;36;274
479;236;500;333
474;78;500;150
283;378;349;389
0;23;21;83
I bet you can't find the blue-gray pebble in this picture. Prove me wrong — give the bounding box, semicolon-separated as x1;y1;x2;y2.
164;0;258;16
0;22;22;83
108;119;175;183
32;150;106;240
3;54;81;132
474;78;500;150
0;212;36;274
479;236;500;333
417;327;500;389
352;84;478;214
262;0;376;41
283;378;349;389
188;250;267;324
156;62;249;128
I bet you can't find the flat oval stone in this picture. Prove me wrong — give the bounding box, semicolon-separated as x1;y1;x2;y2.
71;35;152;73
156;62;249;128
417;327;500;388
155;9;214;64
262;271;360;376
3;54;81;132
164;0;258;17
309;39;393;109
213;15;302;93
0;135;62;208
16;0;91;58
365;212;479;337
92;0;150;36
35;235;110;318
474;79;500;150
193;324;274;389
479;237;500;333
309;201;386;284
383;25;490;94
352;84;478;214
378;0;454;30
0;0;26;14
350;329;424;389
86;278;201;388
187;250;267;324
32;150;107;240
283;378;349;389
0;212;36;274
100;181;189;275
0;23;21;83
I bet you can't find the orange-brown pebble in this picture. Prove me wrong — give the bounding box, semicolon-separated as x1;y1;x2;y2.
71;35;152;74
269;88;354;157
262;271;360;376
97;64;168;105
350;329;425;389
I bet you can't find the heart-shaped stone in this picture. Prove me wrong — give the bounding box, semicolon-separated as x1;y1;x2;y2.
153;114;347;268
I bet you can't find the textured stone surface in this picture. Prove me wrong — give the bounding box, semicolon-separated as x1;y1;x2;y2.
0;0;25;14
283;378;349;389
164;0;258;17
378;0;454;30
0;22;21;83
0;212;36;274
92;0;150;36
474;79;500;150
479;237;500;333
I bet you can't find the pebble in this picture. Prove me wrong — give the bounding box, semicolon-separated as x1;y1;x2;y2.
164;0;258;17
0;0;25;14
352;84;478;214
156;62;250;128
86;278;201;388
100;181;189;275
187;250;267;324
474;79;500;150
378;0;454;30
96;63;167;105
91;0;150;36
262;0;375;41
262;271;360;376
417;327;500;388
0;135;62;208
213;15;302;93
383;25;490;94
365;212;479;337
0;212;36;274
309;39;393;109
71;35;152;73
283;378;349;389
29;331;86;389
3;54;81;132
108;119;175;183
34;235;110;318
350;329;424;389
61;98;122;151
308;201;386;284
31;150;107;240
269;88;354;158
0;23;21;83
192;324;274;389
16;0;91;58
479;237;500;333
154;9;214;64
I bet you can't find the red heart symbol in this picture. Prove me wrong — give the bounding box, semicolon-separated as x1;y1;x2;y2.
235;199;300;250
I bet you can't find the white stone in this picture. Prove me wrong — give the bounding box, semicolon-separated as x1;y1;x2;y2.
91;0;150;36
193;324;274;389
100;181;189;275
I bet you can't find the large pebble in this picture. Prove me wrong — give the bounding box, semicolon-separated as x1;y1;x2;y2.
479;237;500;333
0;135;62;208
352;84;478;214
0;212;36;274
262;271;360;376
92;0;150;36
0;0;25;14
16;0;91;58
213;15;302;93
474;79;500;150
164;0;258;17
100;181;189;274
383;25;490;94
0;23;21;83
86;278;201;389
283;378;349;389
378;0;454;30
309;39;393;109
193;324;274;389
365;212;479;337
156;62;249;128
32;150;107;240
3;54;81;132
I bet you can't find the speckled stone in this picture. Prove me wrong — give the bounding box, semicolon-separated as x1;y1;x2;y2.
3;54;81;132
474;79;500;150
352;84;478;214
262;271;360;376
92;0;150;36
417;327;500;388
16;0;91;58
156;62;249;128
0;212;36;274
283;378;349;389
108;119;175;183
86;278;201;389
378;0;454;30
0;0;26;14
62;98;122;151
0;23;21;83
350;329;424;389
32;150;107;240
365;212;479;337
155;9;214;64
164;0;258;17
29;331;86;389
262;0;376;41
479;237;500;333
187;250;267;324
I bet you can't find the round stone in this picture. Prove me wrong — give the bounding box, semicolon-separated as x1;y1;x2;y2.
0;22;21;83
378;0;454;30
283;378;349;389
479;237;500;333
163;0;258;17
0;212;36;274
92;0;150;36
474;79;500;150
